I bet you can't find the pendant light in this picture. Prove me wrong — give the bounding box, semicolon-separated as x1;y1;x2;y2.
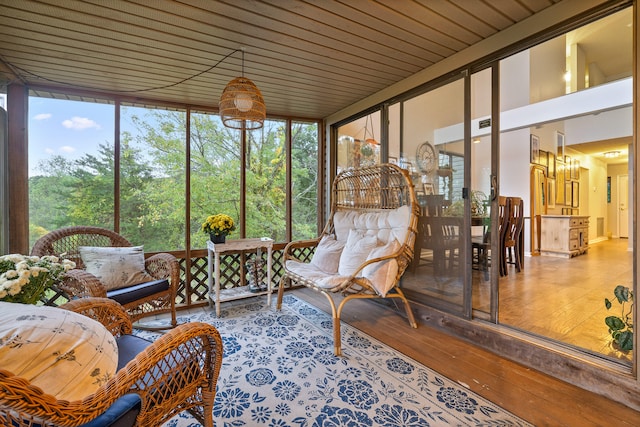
219;49;266;129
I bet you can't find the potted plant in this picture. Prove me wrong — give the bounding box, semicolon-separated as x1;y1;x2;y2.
202;213;236;244
470;190;489;217
441;190;488;218
604;285;634;351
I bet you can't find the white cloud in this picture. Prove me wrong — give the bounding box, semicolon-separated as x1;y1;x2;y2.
45;148;54;154
60;146;75;153
62;116;101;130
34;113;52;120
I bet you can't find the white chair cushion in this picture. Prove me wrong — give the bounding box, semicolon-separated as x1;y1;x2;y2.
337;229;379;276
362;239;401;296
79;245;154;291
0;302;118;401
285;260;349;289
310;235;345;274
333;205;410;245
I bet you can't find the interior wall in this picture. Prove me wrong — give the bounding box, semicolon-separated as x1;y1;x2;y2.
580;151;609;240
607;162;628;237
499;128;531;252
530;34;566;102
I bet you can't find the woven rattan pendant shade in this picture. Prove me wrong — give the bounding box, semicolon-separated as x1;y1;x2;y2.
219;76;266;129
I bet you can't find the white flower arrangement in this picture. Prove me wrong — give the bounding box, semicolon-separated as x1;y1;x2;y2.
0;254;76;305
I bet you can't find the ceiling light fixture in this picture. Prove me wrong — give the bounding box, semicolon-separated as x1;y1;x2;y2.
219;49;266;130
604;151;621;158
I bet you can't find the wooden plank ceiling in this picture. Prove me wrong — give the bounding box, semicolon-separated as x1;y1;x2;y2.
0;0;562;119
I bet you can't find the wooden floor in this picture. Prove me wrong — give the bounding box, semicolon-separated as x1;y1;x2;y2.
293;287;640;426
498;237;633;361
404;237;633;363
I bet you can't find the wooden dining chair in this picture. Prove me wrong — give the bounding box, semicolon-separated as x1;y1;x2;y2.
498;196;511;277
506;197;525;272
500;197;524;276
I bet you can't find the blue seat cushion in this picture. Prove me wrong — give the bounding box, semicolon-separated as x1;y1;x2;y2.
116;334;153;371
79;393;141;427
75;335;153;426
107;279;169;306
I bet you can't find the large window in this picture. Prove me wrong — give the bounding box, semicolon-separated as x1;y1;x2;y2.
291;121;319;240
120;105;187;252
28;98;115;243
189;111;241;249
246;119;287;240
28;97;320;251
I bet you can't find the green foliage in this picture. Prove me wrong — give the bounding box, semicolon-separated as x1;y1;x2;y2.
604;285;634;351
441;190;488;218
29;107;319;251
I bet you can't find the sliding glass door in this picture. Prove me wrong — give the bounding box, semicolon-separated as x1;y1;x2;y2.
333;4;635;368
496;8;634;365
399;77;467;314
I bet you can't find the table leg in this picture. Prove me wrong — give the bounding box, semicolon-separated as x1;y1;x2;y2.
207;248;213;309
267;246;272;307
215;252;221;317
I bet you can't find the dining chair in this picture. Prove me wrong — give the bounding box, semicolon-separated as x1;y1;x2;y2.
500;197;524;276
497;196;510;277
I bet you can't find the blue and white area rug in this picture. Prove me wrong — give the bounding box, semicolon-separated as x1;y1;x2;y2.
139;295;531;427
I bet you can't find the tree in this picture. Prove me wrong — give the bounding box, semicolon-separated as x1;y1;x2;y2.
29;106;319;252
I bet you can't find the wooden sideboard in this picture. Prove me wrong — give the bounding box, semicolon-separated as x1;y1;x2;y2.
540;215;589;258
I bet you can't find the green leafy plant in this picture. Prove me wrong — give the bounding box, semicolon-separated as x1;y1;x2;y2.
604;285;634;351
442;190;488;218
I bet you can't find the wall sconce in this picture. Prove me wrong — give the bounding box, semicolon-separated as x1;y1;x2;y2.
219;50;266;130
604;151;620;158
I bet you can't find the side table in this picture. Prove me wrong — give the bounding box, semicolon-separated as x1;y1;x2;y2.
207;237;274;316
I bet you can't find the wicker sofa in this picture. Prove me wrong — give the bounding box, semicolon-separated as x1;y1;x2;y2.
0;298;223;427
277;163;419;356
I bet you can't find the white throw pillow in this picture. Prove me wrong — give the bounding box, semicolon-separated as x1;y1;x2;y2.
338;229;379;276
310;235;345;274
0;302;118;401
79;245;154;291
363;239;401;297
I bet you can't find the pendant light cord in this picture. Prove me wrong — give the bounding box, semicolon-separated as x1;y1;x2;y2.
0;48;243;94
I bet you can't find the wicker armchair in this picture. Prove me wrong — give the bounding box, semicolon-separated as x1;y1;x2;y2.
277;163;419;355
31;226;179;328
0;297;223;427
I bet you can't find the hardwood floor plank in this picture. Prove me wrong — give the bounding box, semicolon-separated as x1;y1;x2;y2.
291;287;640;426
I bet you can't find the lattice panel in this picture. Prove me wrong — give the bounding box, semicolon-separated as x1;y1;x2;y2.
291;246;315;263
43;248;291;308
270;249;285;285
275;246;315;290
42;286;70;307
175;260;188;305
187;256;209;303
219;253;242;289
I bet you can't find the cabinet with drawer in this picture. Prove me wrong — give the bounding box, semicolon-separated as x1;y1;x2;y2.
540;215;589;258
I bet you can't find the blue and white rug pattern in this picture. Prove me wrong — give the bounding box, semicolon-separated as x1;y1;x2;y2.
139;295;531;427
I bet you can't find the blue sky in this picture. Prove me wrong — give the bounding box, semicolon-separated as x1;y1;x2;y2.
28;97;115;176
